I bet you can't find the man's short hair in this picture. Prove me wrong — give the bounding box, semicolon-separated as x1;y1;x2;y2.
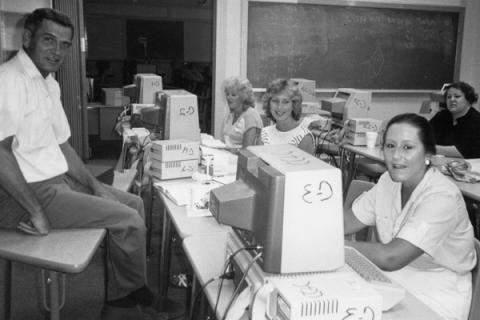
24;8;74;38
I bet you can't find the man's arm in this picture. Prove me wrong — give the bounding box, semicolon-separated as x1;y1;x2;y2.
59;142;117;202
0;136;50;235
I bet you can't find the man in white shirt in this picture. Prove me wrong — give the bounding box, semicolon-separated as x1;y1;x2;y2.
0;8;155;315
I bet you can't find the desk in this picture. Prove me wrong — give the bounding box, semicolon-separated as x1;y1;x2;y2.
340;144;480;236
183;233;443;320
156;184;231;298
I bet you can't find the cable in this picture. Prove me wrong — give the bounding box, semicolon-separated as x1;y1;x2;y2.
221;252;263;320
189;276;219;320
213;245;263;317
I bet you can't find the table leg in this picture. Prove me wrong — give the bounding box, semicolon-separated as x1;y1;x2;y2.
159;206;172;296
47;271;60;320
189;275;198;320
3;260;12;320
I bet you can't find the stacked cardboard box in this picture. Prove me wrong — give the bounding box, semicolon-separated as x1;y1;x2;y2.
344;118;382;146
102;88;130;106
149;139;200;180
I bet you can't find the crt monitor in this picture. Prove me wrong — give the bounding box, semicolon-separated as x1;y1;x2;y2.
209;144;344;274
321;88;371;121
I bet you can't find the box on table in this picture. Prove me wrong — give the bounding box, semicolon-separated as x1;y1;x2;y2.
301;102;323;114
156;89;200;141
346;118;383;133
149;159;199;180
344;129;381;146
102;88;130;106
134;74;163;104
150;139;200;162
291;78;316;103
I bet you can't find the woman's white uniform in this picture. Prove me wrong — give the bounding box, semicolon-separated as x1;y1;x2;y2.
352;167;477;320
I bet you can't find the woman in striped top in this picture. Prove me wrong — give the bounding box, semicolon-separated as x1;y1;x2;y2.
259;78;315;154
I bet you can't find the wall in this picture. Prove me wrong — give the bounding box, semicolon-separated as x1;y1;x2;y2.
84;2;213;63
213;0;480;137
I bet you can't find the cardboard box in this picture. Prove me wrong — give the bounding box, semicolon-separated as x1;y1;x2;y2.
135;74;163;104
151;139;200;162
291;78;316;103
157;90;200;141
149;159;199;180
102;88;130;106
346;118;383;133
344;129;381;146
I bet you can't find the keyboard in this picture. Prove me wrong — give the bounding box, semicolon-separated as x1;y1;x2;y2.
345;246;405;311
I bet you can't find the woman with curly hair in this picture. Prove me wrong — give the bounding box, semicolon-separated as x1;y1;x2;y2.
221;76;263;149
260;78;315;154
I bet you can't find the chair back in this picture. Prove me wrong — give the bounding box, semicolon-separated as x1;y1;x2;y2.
469;238;480;320
344;179;374;209
344;180;375;242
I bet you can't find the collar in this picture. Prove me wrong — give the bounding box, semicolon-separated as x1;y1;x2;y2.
17;48;53;82
407;167;435;205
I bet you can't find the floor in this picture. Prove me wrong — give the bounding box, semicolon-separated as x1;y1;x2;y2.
0;156;192;320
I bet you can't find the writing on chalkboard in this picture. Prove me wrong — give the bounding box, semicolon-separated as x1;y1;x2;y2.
247;2;462;89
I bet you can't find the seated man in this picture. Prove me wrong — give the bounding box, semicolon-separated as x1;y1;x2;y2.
0;8;154;313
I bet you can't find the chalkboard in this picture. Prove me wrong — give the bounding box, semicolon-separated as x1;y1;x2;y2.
247;2;463;90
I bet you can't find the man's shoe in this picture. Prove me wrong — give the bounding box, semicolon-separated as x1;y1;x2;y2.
129;285;154;307
106;295;137;308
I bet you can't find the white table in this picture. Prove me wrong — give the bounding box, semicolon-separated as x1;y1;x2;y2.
183;233;443;320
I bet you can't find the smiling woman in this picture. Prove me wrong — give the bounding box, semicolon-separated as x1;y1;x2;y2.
343;113;476;320
259;78;315;154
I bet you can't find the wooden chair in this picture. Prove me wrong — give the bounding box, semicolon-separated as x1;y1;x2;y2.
468;238;480;320
0;228;105;320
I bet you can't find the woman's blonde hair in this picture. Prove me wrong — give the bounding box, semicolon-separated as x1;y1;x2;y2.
223;76;255;111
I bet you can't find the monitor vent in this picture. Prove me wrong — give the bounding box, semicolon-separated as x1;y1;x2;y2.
166;161;181;168
166;144;181;151
301;299;339;317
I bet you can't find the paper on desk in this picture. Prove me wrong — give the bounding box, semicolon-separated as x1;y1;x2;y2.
154;180;223;218
200;133;226;148
154;180;192;206
201;146;238;176
468;159;480;173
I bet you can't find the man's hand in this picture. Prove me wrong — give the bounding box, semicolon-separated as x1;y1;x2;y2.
17;211;50;236
93;184;119;202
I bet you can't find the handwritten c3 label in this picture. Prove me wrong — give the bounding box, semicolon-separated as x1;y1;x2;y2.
342;306;375;320
179;106;195;116
303;181;333;204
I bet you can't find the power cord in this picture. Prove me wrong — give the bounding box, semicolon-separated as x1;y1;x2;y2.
190;245;262;320
221;252;263;320
213;245;263;317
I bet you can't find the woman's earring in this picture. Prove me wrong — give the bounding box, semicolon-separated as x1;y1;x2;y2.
425;159;431;166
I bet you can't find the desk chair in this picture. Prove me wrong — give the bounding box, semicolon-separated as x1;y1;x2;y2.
0;228;105;320
468;238;480;320
344;180;375;242
355;157;386;182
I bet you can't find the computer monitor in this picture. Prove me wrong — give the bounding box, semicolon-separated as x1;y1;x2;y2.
156;89;201;141
209;144;344;274
321;88;371;122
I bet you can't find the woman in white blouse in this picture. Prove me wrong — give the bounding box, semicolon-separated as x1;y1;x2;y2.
344;113;476;320
259;78;315;154
221;76;263;150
